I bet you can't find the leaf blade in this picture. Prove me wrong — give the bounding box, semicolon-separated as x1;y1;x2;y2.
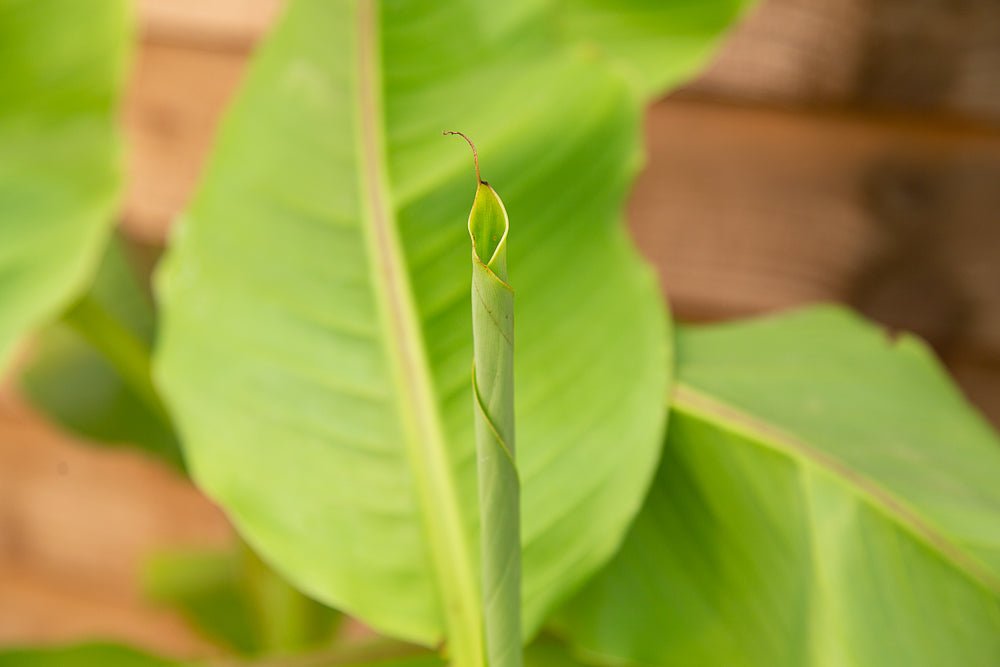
0;0;131;372
557;306;1000;666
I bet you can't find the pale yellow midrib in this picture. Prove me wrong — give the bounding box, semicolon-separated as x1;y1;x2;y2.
354;2;483;665
672;382;1000;597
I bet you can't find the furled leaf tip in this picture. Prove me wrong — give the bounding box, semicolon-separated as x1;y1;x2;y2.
444;131;509;272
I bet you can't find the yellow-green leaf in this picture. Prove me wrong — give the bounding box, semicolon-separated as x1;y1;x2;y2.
0;0;130;372
558;306;1000;666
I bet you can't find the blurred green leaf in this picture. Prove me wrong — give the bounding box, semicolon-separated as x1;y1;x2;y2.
329;658;441;667
557;306;1000;666
144;548;258;655
20;235;183;469
560;0;755;99
522;638;592;667
240;544;343;654
0;644;175;667
154;0;670;655
144;544;341;656
0;0;130;373
0;642;434;667
0;638;591;667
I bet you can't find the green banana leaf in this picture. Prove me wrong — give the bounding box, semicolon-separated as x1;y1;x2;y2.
557;305;1000;666
0;0;130;373
154;0;670;655
20;234;183;469
560;0;756;99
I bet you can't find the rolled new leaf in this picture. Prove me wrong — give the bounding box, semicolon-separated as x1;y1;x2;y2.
449;132;521;667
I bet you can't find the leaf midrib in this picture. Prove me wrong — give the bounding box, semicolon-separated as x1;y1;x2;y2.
354;0;482;659
671;382;1000;596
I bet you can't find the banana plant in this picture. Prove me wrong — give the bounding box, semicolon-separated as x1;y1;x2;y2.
5;1;1000;667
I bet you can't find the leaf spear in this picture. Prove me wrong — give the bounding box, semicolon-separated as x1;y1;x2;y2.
445;131;521;667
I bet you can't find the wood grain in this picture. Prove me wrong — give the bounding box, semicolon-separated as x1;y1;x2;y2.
684;0;1000;123
629;99;1000;422
632;100;1000;354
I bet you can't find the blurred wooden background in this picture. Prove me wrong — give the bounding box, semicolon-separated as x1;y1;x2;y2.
2;0;998;659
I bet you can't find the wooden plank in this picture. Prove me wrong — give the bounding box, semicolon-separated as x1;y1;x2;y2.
684;0;1000;123
138;0;283;49
0;565;215;658
629;98;1000;423
0;392;232;591
122;42;250;242
631;99;1000;353
0;391;231;656
683;1;869;106
950;360;1000;430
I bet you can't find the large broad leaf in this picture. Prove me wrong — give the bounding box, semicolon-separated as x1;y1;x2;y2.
557;306;1000;666
0;0;130;372
559;0;755;99
20;234;183;469
155;0;669;653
